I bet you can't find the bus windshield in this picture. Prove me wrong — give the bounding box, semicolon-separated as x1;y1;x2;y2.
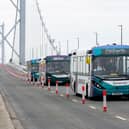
46;61;70;74
92;56;129;77
31;63;39;72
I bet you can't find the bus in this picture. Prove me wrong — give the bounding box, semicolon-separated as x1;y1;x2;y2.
27;58;41;81
40;55;70;85
70;44;129;98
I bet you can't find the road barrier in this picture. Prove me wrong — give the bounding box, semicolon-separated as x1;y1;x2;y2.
82;86;85;104
36;78;40;87
48;79;51;91
103;90;107;112
56;81;58;94
41;76;44;88
32;76;35;85
28;73;31;84
66;83;69;98
26;73;29;84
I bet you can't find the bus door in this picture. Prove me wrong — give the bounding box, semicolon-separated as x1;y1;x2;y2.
86;55;92;97
76;55;91;96
71;56;77;91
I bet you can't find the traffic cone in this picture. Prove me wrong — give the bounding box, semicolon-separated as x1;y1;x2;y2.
56;81;58;94
48;79;51;91
103;90;107;112
82;86;85;104
66;83;69;98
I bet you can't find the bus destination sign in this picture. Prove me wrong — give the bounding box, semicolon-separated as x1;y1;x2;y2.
102;49;129;55
53;57;65;60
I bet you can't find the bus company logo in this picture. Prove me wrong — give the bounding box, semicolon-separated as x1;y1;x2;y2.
53;57;64;60
113;81;128;85
104;49;127;55
78;79;85;84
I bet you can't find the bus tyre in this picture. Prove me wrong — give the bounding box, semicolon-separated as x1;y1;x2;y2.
45;80;48;86
86;84;88;98
127;94;129;100
74;82;77;95
74;82;79;96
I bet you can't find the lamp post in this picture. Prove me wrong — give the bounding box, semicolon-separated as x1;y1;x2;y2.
95;32;99;46
118;25;123;45
67;40;69;54
58;41;61;55
0;23;5;64
77;37;79;49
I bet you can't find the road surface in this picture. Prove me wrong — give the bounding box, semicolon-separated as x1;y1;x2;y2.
0;65;129;129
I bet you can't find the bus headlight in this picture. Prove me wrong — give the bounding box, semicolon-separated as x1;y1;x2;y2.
95;83;104;89
92;81;104;89
48;76;51;79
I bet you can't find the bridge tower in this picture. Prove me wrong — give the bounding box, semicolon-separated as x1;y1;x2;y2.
19;0;26;65
1;23;5;64
0;23;5;64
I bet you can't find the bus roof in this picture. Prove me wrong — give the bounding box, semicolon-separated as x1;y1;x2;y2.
27;58;41;64
93;44;129;49
92;44;129;56
45;55;70;61
46;55;69;58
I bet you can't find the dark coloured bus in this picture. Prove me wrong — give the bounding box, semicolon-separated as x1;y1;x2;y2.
27;58;41;81
40;55;70;85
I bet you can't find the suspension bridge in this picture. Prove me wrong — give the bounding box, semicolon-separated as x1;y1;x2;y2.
0;0;60;65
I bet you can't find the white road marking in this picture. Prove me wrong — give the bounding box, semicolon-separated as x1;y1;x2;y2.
72;99;78;103
89;105;96;110
60;94;64;97
115;115;127;121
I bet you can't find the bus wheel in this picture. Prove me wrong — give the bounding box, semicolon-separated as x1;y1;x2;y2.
45;80;48;86
74;82;77;95
74;82;79;96
86;84;88;98
127;95;129;100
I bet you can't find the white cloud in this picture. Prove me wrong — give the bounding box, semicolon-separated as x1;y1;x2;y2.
1;0;129;62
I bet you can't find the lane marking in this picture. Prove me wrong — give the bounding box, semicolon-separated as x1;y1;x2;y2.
89;105;96;110
115;115;127;121
60;94;64;97
72;99;78;103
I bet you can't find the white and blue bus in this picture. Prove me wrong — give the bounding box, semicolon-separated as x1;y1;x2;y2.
27;58;41;81
71;44;129;98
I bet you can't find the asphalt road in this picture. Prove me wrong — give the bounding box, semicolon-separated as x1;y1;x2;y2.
0;65;129;129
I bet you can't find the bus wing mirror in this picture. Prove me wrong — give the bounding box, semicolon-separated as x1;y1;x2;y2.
86;56;90;64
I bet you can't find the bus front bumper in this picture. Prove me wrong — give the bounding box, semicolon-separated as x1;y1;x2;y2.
92;86;129;97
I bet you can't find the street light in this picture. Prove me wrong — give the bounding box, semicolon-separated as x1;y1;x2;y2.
118;25;123;45
58;41;61;55
95;32;99;46
67;40;69;54
77;37;79;49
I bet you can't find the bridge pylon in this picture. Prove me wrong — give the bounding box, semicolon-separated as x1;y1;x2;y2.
19;0;26;65
0;23;5;64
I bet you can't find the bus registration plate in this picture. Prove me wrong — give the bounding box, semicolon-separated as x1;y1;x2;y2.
112;93;123;95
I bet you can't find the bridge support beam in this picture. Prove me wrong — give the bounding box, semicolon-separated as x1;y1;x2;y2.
19;0;26;65
0;23;5;64
2;23;5;64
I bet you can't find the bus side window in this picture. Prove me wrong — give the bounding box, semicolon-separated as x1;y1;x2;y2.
85;56;90;75
72;57;77;74
127;57;129;74
83;56;85;75
77;57;80;73
79;56;83;74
